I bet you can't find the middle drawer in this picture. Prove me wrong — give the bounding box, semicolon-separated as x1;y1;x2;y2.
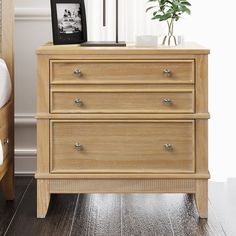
50;89;195;114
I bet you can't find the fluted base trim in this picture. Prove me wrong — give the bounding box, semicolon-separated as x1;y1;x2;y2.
49;179;196;194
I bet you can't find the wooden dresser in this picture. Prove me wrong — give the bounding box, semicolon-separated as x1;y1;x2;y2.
36;43;210;218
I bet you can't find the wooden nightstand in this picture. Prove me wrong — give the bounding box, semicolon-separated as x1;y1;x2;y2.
36;42;210;218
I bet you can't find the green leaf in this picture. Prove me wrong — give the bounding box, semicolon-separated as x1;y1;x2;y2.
152;14;162;20
181;5;191;14
180;1;191;6
146;6;157;12
153;11;158;16
146;0;191;21
159;13;172;20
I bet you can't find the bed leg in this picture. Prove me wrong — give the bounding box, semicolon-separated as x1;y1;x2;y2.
1;162;15;200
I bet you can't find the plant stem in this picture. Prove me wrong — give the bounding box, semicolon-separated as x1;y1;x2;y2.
168;18;174;36
167;20;171;35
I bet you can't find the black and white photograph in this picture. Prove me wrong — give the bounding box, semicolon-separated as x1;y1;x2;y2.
51;0;87;45
57;4;81;34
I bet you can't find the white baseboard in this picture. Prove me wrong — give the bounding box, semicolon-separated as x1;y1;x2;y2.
15;155;36;175
15;114;37;175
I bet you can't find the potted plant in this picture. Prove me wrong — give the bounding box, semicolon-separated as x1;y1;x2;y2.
146;0;191;46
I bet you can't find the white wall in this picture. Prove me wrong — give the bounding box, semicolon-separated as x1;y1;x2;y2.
15;0;236;180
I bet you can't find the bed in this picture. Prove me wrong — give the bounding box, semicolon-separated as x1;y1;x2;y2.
0;0;14;200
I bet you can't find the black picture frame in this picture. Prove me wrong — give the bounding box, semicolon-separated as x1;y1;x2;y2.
50;0;87;45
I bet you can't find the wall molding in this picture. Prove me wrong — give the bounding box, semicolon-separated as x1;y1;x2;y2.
15;8;51;21
15;148;37;157
15;113;36;125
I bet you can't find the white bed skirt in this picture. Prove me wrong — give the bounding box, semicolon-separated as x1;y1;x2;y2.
0;58;12;109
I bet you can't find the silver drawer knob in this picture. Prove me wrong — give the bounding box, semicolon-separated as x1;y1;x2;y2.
74;98;83;107
74;143;82;151
3;138;9;146
163;68;172;77
162;98;173;106
74;69;82;77
164;144;173;151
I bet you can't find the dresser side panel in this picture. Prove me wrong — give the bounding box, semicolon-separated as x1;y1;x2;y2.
37;55;50;114
195;120;208;174
37;119;50;173
196;55;208;113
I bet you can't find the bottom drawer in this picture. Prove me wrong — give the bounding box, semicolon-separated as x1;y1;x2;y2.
50;120;195;173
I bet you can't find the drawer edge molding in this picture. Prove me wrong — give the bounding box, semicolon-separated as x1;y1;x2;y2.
35;173;210;179
36;113;210;120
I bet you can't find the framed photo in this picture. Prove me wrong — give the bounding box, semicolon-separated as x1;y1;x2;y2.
50;0;87;45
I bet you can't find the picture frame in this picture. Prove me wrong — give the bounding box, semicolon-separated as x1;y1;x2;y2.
50;0;87;45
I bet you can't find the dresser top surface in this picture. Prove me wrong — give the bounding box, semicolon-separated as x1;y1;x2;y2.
37;42;210;55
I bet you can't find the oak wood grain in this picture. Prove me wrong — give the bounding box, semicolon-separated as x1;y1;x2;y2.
51;90;195;114
51;60;194;85
37;180;50;218
37;120;50;174
1;163;14;200
36;44;210;218
37;42;210;55
195;180;208;218
50;121;195;173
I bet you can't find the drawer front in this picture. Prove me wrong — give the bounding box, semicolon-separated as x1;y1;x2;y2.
0;125;10;161
50;121;195;173
50;60;195;84
51;90;195;114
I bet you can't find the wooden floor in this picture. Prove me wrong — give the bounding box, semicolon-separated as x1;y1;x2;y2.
0;177;233;236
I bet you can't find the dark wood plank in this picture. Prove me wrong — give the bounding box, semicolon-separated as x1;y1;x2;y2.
71;194;121;236
122;194;173;236
166;194;225;236
5;179;78;236
0;176;33;236
1;180;232;236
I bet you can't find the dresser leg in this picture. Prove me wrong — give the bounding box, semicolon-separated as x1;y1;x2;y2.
37;180;50;218
195;180;208;218
1;162;15;200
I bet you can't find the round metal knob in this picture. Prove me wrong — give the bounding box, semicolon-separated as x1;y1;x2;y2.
163;68;172;77
3;138;9;145
74;143;82;151
162;98;173;106
74;98;83;107
164;144;173;151
74;69;82;77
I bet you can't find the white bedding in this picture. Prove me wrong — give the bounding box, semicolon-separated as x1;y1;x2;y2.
0;58;12;109
0;140;3;165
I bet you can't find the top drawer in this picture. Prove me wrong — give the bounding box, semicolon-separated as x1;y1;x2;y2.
50;60;195;85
